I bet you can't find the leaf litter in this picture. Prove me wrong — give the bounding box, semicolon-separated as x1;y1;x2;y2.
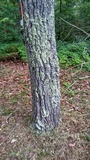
0;61;90;160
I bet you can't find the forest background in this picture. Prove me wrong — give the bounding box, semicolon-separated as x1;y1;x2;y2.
0;0;90;70
0;0;90;159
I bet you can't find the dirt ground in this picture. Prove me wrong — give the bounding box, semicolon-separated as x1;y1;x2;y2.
0;61;90;160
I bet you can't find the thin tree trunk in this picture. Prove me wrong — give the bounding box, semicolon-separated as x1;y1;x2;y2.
59;0;62;39
22;0;61;131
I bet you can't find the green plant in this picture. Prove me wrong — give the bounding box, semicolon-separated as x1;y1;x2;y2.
85;134;90;142
63;82;71;88
0;43;19;61
3;108;12;116
57;41;90;70
55;0;90;42
18;45;27;62
0;43;27;61
0;1;21;43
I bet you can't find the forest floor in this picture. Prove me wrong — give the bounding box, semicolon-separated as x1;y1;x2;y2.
0;61;90;160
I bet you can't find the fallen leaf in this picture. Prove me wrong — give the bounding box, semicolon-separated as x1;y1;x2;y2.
69;143;75;148
11;139;17;143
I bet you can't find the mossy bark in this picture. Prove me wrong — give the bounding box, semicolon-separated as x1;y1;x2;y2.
22;0;61;131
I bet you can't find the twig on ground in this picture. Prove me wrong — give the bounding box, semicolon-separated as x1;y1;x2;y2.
72;62;85;76
61;74;90;96
6;113;12;124
72;62;90;76
78;76;90;80
61;80;78;96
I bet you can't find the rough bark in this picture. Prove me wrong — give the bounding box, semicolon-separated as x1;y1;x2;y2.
22;0;61;131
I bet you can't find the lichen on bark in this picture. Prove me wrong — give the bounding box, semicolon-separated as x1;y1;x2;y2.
22;0;61;132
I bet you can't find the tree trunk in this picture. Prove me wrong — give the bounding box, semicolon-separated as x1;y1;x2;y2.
22;0;61;131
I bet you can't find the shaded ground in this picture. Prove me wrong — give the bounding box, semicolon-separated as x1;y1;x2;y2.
0;61;90;160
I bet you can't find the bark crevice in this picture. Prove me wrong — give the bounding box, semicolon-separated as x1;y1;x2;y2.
22;0;61;131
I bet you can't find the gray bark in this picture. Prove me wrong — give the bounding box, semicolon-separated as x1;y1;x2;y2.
22;0;61;131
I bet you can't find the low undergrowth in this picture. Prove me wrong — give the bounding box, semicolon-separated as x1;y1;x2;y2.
0;42;27;62
57;41;90;71
0;41;90;70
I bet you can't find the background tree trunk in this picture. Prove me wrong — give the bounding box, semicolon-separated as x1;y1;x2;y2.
22;0;61;131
